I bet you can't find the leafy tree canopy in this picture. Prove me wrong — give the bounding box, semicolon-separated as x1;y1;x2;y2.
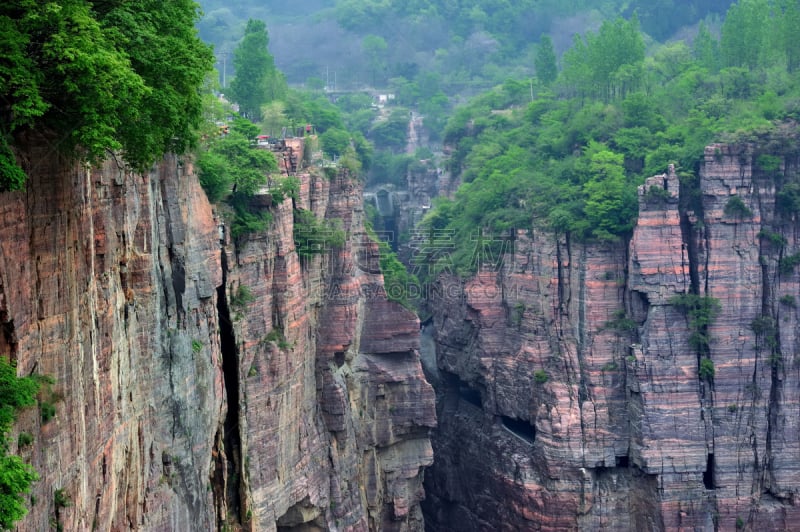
227;19;287;120
0;0;214;190
422;4;800;277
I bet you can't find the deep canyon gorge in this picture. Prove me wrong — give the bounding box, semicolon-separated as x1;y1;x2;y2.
3;128;800;531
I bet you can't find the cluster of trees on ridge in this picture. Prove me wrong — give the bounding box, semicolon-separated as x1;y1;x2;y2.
421;0;800;277
0;1;213;191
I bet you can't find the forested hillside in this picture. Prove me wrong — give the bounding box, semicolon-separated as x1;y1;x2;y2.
198;0;735;99
421;0;800;276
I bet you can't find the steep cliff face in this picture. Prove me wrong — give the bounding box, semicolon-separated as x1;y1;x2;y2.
220;164;435;531
423;135;800;531
0;144;224;530
0;138;434;530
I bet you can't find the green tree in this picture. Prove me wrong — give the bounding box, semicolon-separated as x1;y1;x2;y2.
320;128;351;158
362;34;388;86
720;0;769;69
535;35;558;86
561;16;645;100
0;359;41;529
583;146;637;238
369;109;409;152
0;0;213;188
693;22;720;72
228;19;286;120
776;0;800;72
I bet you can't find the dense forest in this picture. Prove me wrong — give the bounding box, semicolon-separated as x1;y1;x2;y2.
197;0;735;96
420;0;800;276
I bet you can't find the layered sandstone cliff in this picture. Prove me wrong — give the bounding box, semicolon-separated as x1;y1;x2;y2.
422;134;800;531
0;138;434;531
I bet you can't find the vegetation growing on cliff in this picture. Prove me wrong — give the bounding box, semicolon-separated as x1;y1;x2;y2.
420;0;800;276
0;359;41;529
0;1;213;190
293;208;346;258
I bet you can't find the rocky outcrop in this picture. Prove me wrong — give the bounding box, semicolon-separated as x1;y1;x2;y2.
0;145;224;530
224;166;435;531
0;137;435;530
423;135;800;530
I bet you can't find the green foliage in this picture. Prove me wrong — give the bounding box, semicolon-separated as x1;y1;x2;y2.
228;19;286;120
378;241;419;309
780;294;797;308
779;253;800;275
776;183;800;215
191;340;203;354
197;120;279;238
535;35;558;86
293;209;346;258
534;370;549;384
670;294;721;355
196;151;231;203
0;0;213;187
0;453;38;530
54;488;71;509
604;310;638;333
264;329;291;350
320;128;352;158
230;285;255;312
644;184;672;205
561;16;645;101
269;177;300;204
723;195;753;218
40;402;56;423
751;315;779;352
756;154;782;173
369;109;410;152
368;152;414;187
0;359;41;529
699;357;715;381
17;432;33;448
207;132;277;196
758;228;787;249
229;204;272;240
0;138;26;192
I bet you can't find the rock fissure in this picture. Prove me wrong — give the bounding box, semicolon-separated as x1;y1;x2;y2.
215;246;243;528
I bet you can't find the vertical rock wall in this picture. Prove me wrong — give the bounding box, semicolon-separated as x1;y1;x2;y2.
0;139;435;530
221;165;435;531
423;135;800;531
0;144;224;530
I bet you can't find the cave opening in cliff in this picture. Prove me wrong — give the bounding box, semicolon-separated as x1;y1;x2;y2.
703;453;716;490
216;251;242;523
500;415;536;443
